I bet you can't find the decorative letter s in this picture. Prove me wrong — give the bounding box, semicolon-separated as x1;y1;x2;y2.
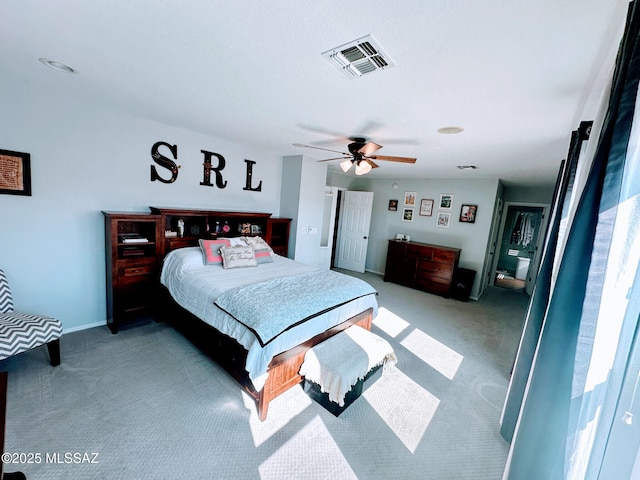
150;141;179;183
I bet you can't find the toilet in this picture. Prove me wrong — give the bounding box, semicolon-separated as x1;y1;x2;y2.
515;257;531;280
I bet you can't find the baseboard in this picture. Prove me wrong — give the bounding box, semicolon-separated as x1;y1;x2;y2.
62;321;105;334
365;268;384;276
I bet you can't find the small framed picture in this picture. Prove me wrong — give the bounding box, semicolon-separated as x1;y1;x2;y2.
388;199;398;211
419;199;434;216
404;191;416;206
251;224;262;234
439;194;454;210
436;212;450;228
240;223;251;234
459;204;477;223
402;208;414;222
0;149;31;196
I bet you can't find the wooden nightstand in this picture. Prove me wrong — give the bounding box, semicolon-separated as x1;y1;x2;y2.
103;212;163;333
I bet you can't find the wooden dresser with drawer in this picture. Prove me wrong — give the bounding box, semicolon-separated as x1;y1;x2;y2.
383;240;461;297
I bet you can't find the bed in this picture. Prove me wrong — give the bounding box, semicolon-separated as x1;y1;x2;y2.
159;241;378;420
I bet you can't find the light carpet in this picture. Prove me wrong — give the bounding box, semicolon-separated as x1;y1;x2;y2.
0;271;528;480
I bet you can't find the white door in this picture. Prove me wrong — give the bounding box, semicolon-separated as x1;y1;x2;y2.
336;191;374;273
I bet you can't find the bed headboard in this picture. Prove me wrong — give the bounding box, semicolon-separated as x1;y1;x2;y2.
149;207;291;257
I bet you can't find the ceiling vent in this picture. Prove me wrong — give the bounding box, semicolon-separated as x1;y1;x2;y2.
322;35;395;79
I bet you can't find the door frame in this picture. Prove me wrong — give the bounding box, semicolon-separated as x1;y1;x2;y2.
489;201;550;295
335;190;374;273
480;196;504;296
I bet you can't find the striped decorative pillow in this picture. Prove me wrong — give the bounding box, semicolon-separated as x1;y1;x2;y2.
253;247;274;264
199;239;231;265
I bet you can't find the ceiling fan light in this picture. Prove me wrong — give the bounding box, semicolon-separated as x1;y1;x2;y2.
340;159;353;172
355;161;372;175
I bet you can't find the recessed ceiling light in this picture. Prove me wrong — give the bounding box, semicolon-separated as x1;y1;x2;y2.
38;58;78;74
457;165;477;170
437;126;464;134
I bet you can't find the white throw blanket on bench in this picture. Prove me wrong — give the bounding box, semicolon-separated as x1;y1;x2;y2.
299;325;397;406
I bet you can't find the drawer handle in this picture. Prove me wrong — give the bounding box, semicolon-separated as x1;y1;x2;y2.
124;267;150;276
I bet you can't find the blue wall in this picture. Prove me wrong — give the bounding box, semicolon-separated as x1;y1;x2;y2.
0;81;283;332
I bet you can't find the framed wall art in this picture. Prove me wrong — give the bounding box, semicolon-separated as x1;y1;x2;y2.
0;149;31;196
436;212;450;228
388;199;398;211
404;191;416;206
439;193;453;210
459;204;477;223
402;208;414;222
419;198;434;216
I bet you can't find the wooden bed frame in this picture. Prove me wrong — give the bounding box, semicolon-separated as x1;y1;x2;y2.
160;287;373;421
151;206;375;420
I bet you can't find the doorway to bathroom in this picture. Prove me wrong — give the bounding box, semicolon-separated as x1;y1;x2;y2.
491;203;548;294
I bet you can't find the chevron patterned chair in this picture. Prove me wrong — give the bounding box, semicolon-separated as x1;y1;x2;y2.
0;269;61;366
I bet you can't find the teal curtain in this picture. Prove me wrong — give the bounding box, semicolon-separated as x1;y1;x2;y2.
503;2;640;478
500;123;590;443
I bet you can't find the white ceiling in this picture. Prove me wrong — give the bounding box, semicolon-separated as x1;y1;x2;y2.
0;1;629;187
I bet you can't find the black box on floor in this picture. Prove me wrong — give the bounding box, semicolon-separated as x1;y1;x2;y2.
303;364;383;417
451;267;476;302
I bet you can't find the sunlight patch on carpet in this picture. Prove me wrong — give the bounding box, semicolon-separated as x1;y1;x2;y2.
400;328;463;379
258;416;357;479
373;307;410;338
363;369;439;453
243;387;313;447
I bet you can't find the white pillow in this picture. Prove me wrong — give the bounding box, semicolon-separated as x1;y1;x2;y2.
228;237;249;247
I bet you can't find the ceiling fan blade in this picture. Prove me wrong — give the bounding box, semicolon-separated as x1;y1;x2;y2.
358;142;383;155
367;154;417;164
296;124;352;141
354;121;383;137
317;156;350;162
293;143;349;155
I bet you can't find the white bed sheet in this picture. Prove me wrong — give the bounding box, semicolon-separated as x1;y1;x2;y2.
160;247;378;391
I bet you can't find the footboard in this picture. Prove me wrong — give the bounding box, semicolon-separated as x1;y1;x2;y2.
256;308;373;421
160;286;373;421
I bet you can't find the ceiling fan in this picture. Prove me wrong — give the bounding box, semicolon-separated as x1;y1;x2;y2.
293;137;416;175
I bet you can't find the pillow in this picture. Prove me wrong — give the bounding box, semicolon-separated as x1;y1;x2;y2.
199;239;231;265
243;236;275;255
220;245;258;269
253;247;274;264
228;237;249;247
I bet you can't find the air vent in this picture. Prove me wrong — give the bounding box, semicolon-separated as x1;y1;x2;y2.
322;35;395;79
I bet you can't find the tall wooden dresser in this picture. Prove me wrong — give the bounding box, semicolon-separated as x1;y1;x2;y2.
383;240;461;297
103;212;164;333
